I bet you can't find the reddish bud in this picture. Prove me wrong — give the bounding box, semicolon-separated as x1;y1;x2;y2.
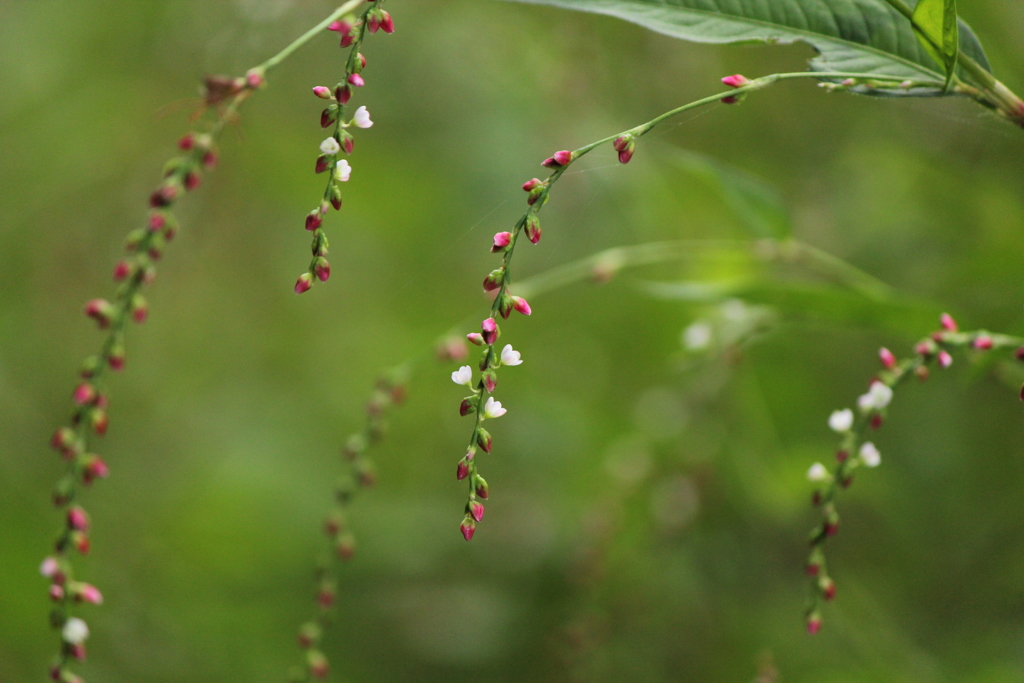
915;341;934;357
870;414;883;430
511;296;532;316
474;476;489;500
940;313;958;332
84;299;113;328
380;10;395;33
879;347;896;369
147;212;166;232
83;456;110;484
469;500;485;522
467;332;484;346
49;584;65;601
482;318;498;345
348;73;365;88
69;644;86;662
491;232;512;252
542;150;573;167
722;74;750;88
184;171;201;191
824;522;839;537
974;335;993;350
336;534;356;561
522;178;543;192
112;260;132;282
340;33;355;48
460;517;476;541
306;210;323;231
76;583;103;605
367;12;381;32
148;184;178;208
1015;346;1024;361
90;408;109;436
336;85;352;104
321;107;337;129
315;155;329;174
483;372;496;393
312;86;332;99
483;269;504;292
67;506;89;531
295;273;314;294
178;134;195;151
915;365;930;381
73;384;96;406
938;350;953;368
807;615;822;635
476;428;492;453
460;398;475;416
806;562;820;577
315;258;331;283
456;459;470;481
131;296;148;323
51;428;78;456
820;578;836;601
525;215;541;244
327;19;353;34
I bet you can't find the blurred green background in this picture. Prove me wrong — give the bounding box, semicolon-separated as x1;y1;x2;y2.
3;0;1024;681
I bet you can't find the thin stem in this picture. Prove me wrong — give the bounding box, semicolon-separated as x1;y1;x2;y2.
257;0;366;74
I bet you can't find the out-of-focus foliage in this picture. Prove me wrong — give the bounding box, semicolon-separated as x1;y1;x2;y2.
1;1;1024;681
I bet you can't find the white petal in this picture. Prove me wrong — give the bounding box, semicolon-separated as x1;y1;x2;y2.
500;344;522;366
857;392;875;412
683;321;713;351
483;397;506;419
353;105;373;129
868;381;893;409
807;462;830;482
828;409;854;433
39;557;59;578
859;442;881;468
319;137;341;155
335;159;352;182
62;617;90;645
451;366;472;386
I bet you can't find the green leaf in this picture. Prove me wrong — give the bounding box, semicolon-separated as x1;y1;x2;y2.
910;0;959;90
503;0;990;95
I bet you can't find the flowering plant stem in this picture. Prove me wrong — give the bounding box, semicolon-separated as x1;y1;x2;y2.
39;3;366;681
805;320;1024;633
454;68;935;540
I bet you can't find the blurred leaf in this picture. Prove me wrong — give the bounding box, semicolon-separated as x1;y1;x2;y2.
911;0;959;90
504;0;991;94
666;149;792;239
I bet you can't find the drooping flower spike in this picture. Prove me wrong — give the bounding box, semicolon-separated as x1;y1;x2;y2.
805;318;1024;634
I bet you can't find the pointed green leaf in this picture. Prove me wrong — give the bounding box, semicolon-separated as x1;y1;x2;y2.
910;0;959;90
504;0;990;96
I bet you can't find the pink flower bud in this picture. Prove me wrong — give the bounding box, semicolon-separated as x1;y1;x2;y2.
476;428;492;453
342;135;354;154
148;184;179;208
460;517;476;541
112;260;132;282
312;86;332;99
315;155;329;174
1016;346;1024;361
483;372;496;393
76;583;103;605
327;19;352;34
721;74;750;88
84;299;113;328
915;341;934;357
306;210;323;232
542;150;573;167
73;383;96;406
184;171;201;191
348;73;365;88
879;347;896;369
974;335;993;350
178;134;195;151
367;12;381;32
336;84;352;104
613;135;636;164
50;584;65;601
475;476;489;499
336;534;356;561
467;332;484;346
83;456;110;484
321;107;337;129
469;500;485;522
915;365;930;381
69;644;86;662
805;562;820;576
51;428;78;455
41;557;61;578
482;318;498;345
460;398;475;416
491;232;512;253
71;531;90;555
940;312;958;332
315;258;331;283
380;10;395;33
511;296;532;316
457;459;470;481
67;506;89;532
131;295;148;323
317;587;335;609
295;273;314;294
482;269;504;292
807;614;822;635
938;350;953;368
522;178;543;192
820;577;836;601
90;408;109;436
525;215;541;244
340;32;355;48
202;150;218;170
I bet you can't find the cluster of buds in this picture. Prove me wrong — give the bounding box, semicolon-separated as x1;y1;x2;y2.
294;1;392;295
290;370;406;682
40;62;271;683
804;313;1024;633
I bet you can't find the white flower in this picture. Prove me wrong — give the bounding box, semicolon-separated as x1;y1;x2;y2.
857;381;893;411
482;397;506;419
807;462;830;482
335;159;352;182
62;617;89;645
319;136;341;155
353;105;373;129
39;557;59;578
683;321;713;351
451;365;473;386
500;344;522;366
828;409;854;433
859;442;881;468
